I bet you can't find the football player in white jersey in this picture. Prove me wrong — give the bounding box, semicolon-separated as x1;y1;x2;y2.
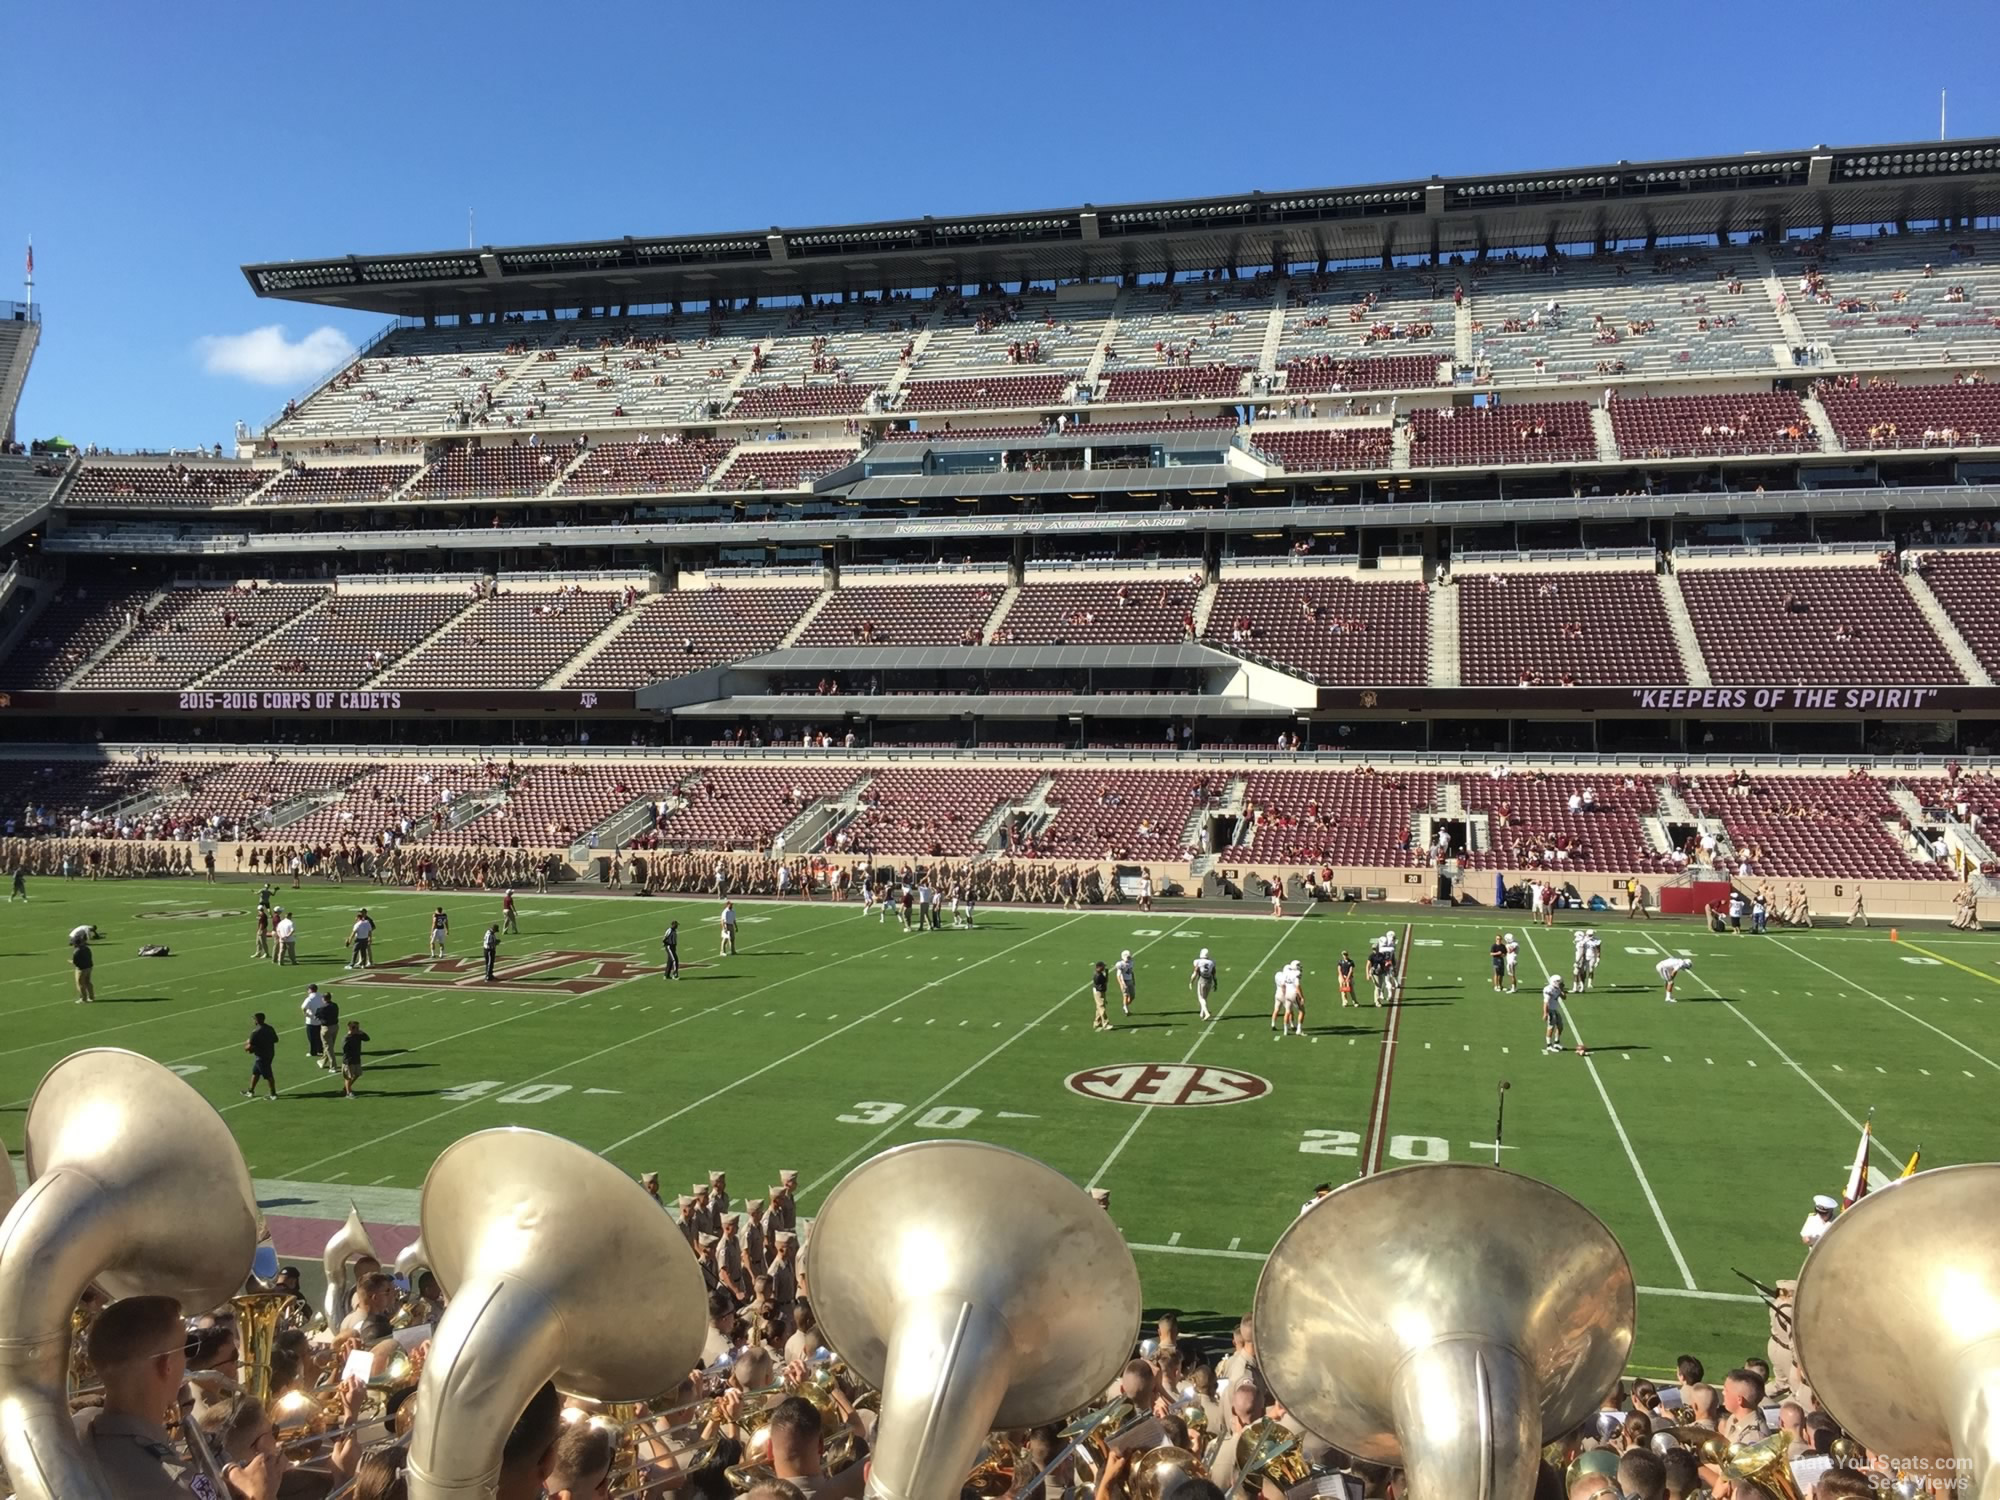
1573;928;1592;991
1270;964;1296;1037
1656;955;1694;1002
1285;960;1305;1035
1582;930;1603;991
1115;950;1137;1017
1541;974;1568;1054
1503;933;1520;994
1378;931;1400;1003
1188;948;1218;1022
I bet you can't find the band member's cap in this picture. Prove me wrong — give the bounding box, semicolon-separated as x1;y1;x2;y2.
709;1170;726;1186
1812;1194;1839;1214
1089;1188;1111;1207
675;1196;694;1212
779;1170;798;1187
697;1233;719;1248
639;1171;659;1189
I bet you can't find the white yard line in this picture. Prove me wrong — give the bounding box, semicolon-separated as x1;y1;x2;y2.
1770;939;1999;1073
275;905;872;1177
1086;905;1315;1190
597;917;1085;1154
1627;941;1904;1170
803;918;1195;1200
1523;930;1696;1290
1359;923;1415;1176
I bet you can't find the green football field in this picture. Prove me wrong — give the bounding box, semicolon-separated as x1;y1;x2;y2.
5;876;1998;1376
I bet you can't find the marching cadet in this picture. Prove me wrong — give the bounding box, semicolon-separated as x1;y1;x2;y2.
772;1170;799;1233
768;1231;799;1306
742;1197;769;1271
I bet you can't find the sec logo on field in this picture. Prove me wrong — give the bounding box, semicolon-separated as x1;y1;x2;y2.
1065;1064;1271;1108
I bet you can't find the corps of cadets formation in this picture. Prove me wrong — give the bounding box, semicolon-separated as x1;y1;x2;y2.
1;836;1121;906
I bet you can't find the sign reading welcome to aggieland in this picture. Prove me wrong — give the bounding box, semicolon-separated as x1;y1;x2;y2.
0;689;637;716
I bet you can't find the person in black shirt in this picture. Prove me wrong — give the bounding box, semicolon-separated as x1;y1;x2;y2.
1091;961;1112;1032
662;920;680;980
339;1020;371;1099
483;924;500;982
242;1012;280;1099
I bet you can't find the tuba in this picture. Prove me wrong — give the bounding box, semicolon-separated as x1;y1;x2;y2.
1720;1430;1806;1500
403;1128;707;1500
1234;1419;1309;1492
807;1140;1142;1500
323;1203;380;1330
1794;1162;2000;1500
1128;1444;1207;1500
0;1049;260;1500
1255;1163;1635;1500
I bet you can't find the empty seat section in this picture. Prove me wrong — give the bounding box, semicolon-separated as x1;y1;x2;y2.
67;463;270;506
77;586;328;689
1913;550;2000;677
1684;773;1949;880
1677;565;1962;683
657;767;859;849
1457;570;1685;685
411;444;573;499
1407;401;1596;466
380;590;623;689
1608;392;1817;459
714;448;857;491
798;585;1001;647
570;590;817;687
257;463;420;504
1000;579;1196;645
0;583;155;688
899;374;1070;411
205;590;474;688
1204;577;1427;684
1815;380;2000;451
555;438;734;495
1459;774;1659;871
1250;427;1392;473
840;767;1042;856
1229;770;1437;865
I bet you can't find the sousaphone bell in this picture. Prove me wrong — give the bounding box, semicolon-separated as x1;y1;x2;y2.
0;1050;261;1500
404;1129;708;1500
1794;1162;2000;1498
323;1202;381;1329
807;1141;1142;1500
1255;1163;1635;1499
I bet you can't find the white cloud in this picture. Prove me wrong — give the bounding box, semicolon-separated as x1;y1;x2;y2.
195;324;356;386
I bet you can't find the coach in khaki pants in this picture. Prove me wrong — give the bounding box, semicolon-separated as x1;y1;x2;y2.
71;931;96;1003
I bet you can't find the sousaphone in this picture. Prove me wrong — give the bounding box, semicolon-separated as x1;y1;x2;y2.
403;1129;708;1500
0;1050;261;1500
1255;1163;1635;1499
1794;1162;2000;1498
807;1141;1142;1500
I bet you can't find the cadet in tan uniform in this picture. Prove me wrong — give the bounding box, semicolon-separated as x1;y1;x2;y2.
768;1230;799;1307
742;1197;769;1272
77;1293;280;1500
771;1171;799;1234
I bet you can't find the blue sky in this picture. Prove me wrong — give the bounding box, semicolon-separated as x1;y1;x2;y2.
5;0;1995;450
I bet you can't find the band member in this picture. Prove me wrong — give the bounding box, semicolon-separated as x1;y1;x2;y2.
429;905;450;957
1091;961;1113;1032
1188;948;1217;1021
1115;950;1136;1017
1542;975;1568;1054
1338;949;1356;1008
662;919;681;979
1657;955;1694;1003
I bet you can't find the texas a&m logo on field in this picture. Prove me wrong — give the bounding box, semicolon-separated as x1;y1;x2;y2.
1065;1064;1271;1108
349;950;656;997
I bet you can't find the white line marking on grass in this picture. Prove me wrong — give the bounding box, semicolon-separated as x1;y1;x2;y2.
273;906;870;1176
1087;908;1314;1191
1771;940;2000;1074
1671;961;1904;1169
600;917;1084;1156
1523;930;1695;1290
1227;1237;1241;1251
1166;1232;1181;1245
370;1174;396;1186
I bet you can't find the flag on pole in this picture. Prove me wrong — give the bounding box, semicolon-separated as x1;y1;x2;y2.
1841;1112;1874;1209
1899;1146;1921;1179
24;240;31;280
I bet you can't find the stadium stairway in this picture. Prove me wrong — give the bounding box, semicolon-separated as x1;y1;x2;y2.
880;317;935;406
779;590;835;648
1080;290;1129;388
973;778;1046;852
263;768;381;831
59;583;172;687
981;584;1022;644
1656;781;1697;825
1589;405;1621;463
778;775;873;854
1391;425;1413;470
1800;393;1843;454
1898;569;1992;685
540;447;594;498
1453;274;1474;366
1428;578;1460;686
189;594;335;687
361;595;487;688
1751;245;1814;357
1190;576;1220;637
1257;282;1289;379
546;604;651;688
1655;572;1713;686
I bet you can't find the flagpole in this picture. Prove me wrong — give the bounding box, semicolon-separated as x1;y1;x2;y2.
23;237;31;316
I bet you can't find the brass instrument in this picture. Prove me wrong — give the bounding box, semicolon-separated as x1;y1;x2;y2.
1796;1162;2000;1500
1254;1162;1635;1500
322;1203;380;1330
1651;1424;1729;1466
0;1049;260;1500
1235;1420;1309;1492
807;1140;1142;1500
1172;1391;1211;1455
963;1431;1019;1497
234;1287;295;1406
395;1233;433;1286
1721;1430;1806;1500
403;1128;707;1500
1127;1443;1207;1500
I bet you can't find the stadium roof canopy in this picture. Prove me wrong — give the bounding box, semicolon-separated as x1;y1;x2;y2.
244;139;2000;320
